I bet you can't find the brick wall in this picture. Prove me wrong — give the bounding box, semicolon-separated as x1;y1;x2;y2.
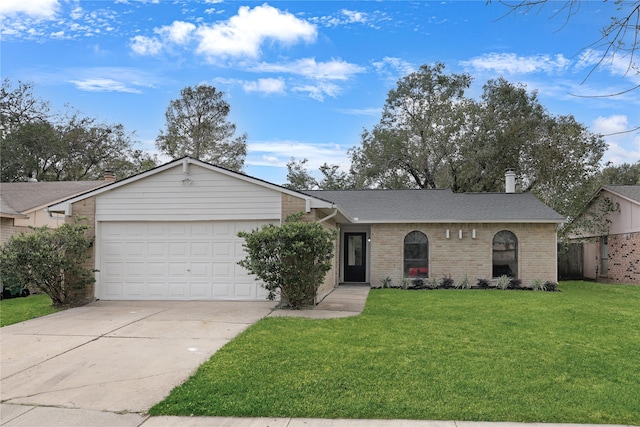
605;232;640;284
370;222;558;287
67;197;97;303
0;218;32;245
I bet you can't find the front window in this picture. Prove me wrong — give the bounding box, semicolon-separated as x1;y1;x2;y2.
404;231;428;277
492;230;518;278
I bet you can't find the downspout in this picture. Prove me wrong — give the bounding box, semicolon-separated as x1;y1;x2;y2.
317;206;338;223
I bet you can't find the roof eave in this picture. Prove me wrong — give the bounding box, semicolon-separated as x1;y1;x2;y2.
343;219;565;224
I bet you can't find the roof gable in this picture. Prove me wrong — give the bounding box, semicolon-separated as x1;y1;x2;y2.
48;157;335;214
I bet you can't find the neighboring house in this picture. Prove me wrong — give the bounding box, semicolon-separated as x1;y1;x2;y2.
0;179;112;244
48;157;564;304
572;185;640;284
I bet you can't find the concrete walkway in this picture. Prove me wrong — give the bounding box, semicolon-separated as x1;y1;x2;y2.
2;286;635;427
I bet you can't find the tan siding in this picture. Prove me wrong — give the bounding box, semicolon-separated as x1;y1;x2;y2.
96;164;282;221
370;222;558;287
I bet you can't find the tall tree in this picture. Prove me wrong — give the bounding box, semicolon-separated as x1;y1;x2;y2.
284;158;352;190
349;63;472;189
349;65;606;220
1;79;157;182
156;84;247;171
597;161;640;185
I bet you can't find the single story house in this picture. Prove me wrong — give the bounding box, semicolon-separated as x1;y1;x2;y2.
48;157;564;303
572;185;640;284
0;178;112;244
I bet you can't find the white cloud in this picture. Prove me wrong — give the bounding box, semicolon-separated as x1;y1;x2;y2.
460;53;571;75
70;6;83;20
341;9;367;24
592;114;640;166
247;140;350;169
336;107;382;117
242;78;286;94
0;0;59;19
593;115;629;136
293;82;341;102
372;57;416;81
311;8;379;28
69;78;142;93
195;4;316;59
63;67;160;93
253;58;364;80
155;21;195;45
130;35;162;55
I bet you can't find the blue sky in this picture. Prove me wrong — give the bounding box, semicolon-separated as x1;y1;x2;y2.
2;0;639;185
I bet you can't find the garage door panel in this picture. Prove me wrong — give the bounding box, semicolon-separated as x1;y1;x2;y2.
168;262;188;276
125;282;145;297
147;262;166;277
212;283;232;298
100;221;275;301
169;242;188;256
125;262;145;276
190;262;210;277
168;282;189;298
104;262;123;279
213;242;233;256
234;283;255;299
190;282;210;298
126;223;145;236
146;282;167;298
147;242;167;257
103;282;123;298
190;242;210;257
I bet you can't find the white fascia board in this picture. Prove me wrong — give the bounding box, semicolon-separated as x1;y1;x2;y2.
350;219;565;224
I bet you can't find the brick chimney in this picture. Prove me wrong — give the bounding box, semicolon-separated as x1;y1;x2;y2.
104;171;115;182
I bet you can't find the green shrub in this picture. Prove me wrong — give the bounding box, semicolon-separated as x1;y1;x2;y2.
530;279;547;291
237;213;337;309
496;275;511;290
380;276;392;288
0;220;96;307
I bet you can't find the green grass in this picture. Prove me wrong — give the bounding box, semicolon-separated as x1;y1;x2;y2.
0;294;61;327
150;281;640;424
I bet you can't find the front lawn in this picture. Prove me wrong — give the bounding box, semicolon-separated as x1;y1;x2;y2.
0;294;61;327
150;281;640;424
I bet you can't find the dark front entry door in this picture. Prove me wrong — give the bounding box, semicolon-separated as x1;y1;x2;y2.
344;232;366;282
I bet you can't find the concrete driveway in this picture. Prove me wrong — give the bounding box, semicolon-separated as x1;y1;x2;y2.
0;300;275;417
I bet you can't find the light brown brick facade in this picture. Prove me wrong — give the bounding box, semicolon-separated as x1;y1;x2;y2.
369;222;558;287
67;197;97;303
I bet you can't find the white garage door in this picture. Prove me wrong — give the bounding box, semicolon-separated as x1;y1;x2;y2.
99;221;275;300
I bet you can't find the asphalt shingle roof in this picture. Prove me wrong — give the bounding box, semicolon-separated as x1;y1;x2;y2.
303;189;565;223
0;181;109;215
603;185;640;203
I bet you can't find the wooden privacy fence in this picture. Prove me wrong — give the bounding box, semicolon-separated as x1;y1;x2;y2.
558;242;583;280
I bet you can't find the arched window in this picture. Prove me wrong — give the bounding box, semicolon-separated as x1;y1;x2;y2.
492;230;518;278
404;231;428;278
